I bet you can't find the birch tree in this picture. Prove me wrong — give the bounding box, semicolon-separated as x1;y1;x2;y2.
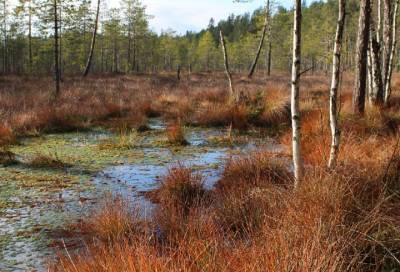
328;0;346;169
368;15;384;105
353;0;371;115
382;0;392;92
384;0;399;105
291;0;303;185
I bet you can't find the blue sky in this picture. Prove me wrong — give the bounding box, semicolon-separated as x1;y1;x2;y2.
112;0;294;34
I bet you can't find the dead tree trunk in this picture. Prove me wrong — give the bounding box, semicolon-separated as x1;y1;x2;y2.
267;39;272;76
384;0;399;105
328;0;346;169
219;30;236;102
53;0;60;98
83;0;100;77
353;0;371;115
248;0;270;79
177;64;181;81
291;0;303;185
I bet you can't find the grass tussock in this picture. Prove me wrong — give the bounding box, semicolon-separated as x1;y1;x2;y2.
217;151;292;192
166;123;189;146
98;127;140;150
27;153;70;169
83;195;144;243
154;167;209;240
0;124;16;146
0;149;18;165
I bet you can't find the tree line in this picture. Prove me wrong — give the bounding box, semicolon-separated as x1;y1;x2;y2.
0;0;392;77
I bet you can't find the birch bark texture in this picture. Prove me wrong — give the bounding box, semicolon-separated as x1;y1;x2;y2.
384;0;399;104
291;0;303;185
353;0;371;115
328;0;346;169
369;19;384;105
382;0;392;89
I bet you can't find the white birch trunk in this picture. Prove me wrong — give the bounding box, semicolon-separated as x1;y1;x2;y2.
291;0;303;185
384;0;399;105
328;0;346;169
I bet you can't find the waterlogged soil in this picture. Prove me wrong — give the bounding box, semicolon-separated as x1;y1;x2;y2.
0;119;283;271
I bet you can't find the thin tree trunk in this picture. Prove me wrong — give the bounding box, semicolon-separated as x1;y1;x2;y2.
248;0;270;78
328;0;346;169
219;30;235;102
59;1;62;80
267;39;272;76
28;0;32;73
132;29;136;72
127;30;131;72
100;37;104;73
353;0;371;115
378;0;382;43
291;0;303;185
83;0;100;77
177;64;181;81
382;0;392;91
3;0;7;74
367;47;373;103
384;0;399;105
369;20;385;104
53;0;60;97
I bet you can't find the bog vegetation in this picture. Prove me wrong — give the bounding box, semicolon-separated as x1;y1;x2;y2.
0;0;400;271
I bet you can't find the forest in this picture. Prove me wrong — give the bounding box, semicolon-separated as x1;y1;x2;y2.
0;0;400;271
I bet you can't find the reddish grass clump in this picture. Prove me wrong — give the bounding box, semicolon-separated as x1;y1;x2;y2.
195;102;250;130
83;196;144;243
217;151;292;192
166;123;189;146
155;167;208;239
0;124;16;147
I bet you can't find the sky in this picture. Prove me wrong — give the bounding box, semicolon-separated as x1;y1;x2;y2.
109;0;294;34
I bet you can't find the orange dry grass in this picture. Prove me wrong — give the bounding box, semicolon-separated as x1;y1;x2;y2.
217;151;292;192
82;195;143;243
0;124;15;146
53;157;400;271
166;123;189;145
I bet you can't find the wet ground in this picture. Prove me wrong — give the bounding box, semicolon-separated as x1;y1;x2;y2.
0;119;283;271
